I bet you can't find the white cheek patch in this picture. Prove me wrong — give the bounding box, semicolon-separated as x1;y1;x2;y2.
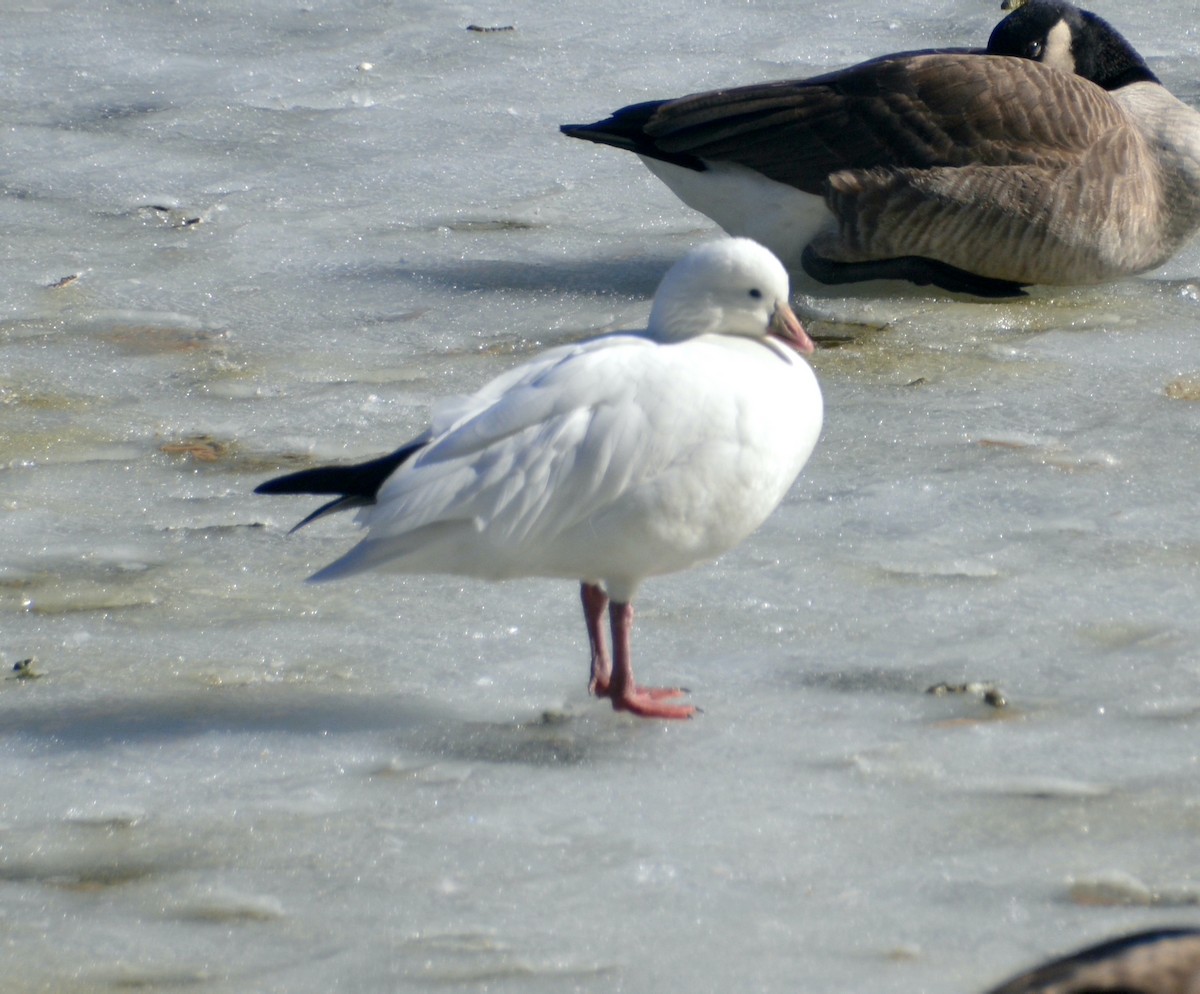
1042;19;1076;73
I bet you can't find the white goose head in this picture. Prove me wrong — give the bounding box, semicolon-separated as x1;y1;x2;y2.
647;238;814;354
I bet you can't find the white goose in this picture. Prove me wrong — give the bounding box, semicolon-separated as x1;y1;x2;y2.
562;1;1200;297
256;239;823;719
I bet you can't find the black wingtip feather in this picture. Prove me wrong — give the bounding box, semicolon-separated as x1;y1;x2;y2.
250;441;424;501
286;495;372;534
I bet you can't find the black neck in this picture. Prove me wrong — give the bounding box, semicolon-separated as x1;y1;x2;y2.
1078;10;1159;90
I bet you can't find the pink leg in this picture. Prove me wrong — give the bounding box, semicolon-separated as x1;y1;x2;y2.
606;601;695;720
581;582;612;696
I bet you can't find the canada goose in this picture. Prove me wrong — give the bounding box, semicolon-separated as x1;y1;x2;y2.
984;928;1200;994
561;1;1200;298
256;239;822;720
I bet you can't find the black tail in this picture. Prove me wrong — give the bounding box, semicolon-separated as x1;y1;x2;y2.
560;100;706;172
255;440;425;532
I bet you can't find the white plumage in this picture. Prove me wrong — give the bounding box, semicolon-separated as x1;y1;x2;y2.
257;238;823;718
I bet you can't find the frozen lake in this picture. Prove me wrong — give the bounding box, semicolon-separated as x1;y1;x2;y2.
2;0;1199;991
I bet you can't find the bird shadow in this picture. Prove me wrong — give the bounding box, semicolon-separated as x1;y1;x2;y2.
0;685;630;768
338;253;679;300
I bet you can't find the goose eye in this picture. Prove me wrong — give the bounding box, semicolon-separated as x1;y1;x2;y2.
1026;39;1043;59
747;288;763;300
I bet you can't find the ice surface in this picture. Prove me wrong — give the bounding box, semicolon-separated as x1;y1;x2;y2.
3;1;1200;992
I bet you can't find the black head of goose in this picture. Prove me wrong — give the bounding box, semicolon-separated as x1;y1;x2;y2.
562;2;1200;298
990;0;1157;91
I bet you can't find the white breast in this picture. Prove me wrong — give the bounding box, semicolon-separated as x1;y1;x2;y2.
640;156;833;267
